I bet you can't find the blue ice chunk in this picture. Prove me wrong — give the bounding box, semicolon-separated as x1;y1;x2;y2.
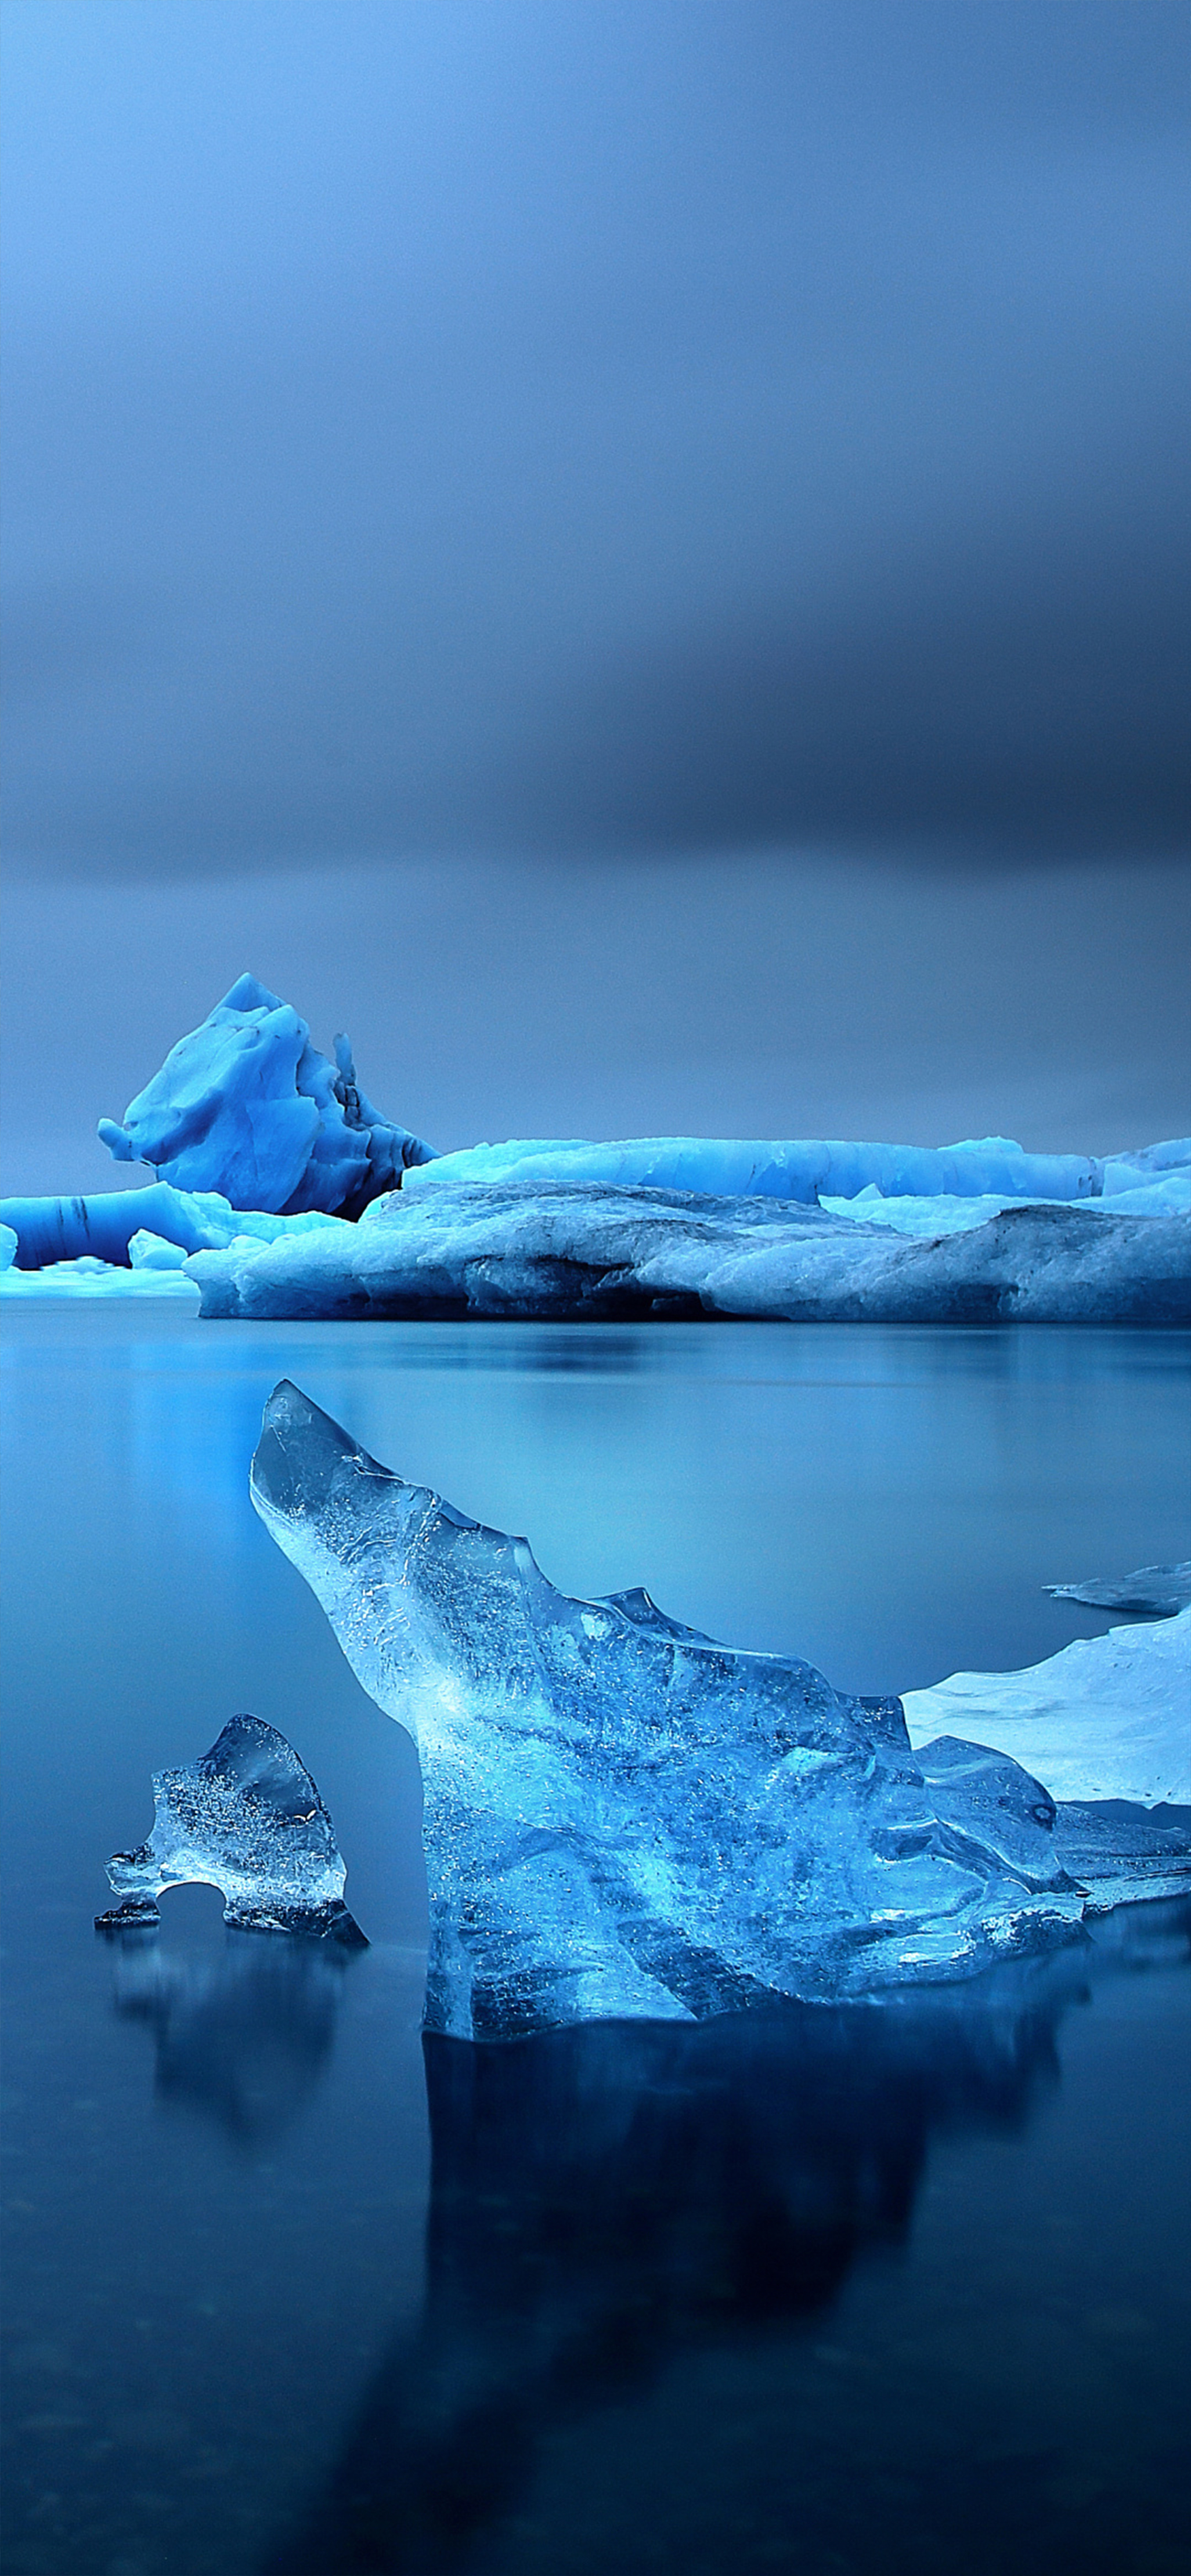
127;1231;190;1271
0;1181;352;1270
0;1224;17;1272
250;1381;1100;2039
96;1714;367;1942
1100;1138;1191;1193
404;1133;1103;1203
98;972;436;1214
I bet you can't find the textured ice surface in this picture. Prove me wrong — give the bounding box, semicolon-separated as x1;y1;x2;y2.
822;1173;1191;1232
903;1609;1191;1807
97;973;436;1214
405;1133;1103;1203
96;1715;366;1941
189;1178;1190;1324
1045;1564;1191;1618
0;1224;17;1272
245;1382;1191;2040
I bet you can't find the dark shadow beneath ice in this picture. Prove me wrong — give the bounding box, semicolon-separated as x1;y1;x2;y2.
265;1919;1191;2576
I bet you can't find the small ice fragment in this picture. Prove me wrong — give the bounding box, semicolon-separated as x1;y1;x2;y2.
95;1714;367;1943
128;1230;189;1271
1046;1564;1191;1618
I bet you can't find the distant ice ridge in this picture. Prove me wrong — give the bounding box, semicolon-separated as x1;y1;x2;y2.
97;972;436;1214
249;1383;1190;2039
903;1609;1191;1807
187;1178;1190;1324
96;1715;366;1943
405;1133;1109;1203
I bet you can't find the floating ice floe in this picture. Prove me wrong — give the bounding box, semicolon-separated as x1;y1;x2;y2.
903;1609;1191;1807
96;973;436;1215
96;1714;367;1943
185;1178;1190;1323
1045;1564;1191;1618
248;1383;1190;2038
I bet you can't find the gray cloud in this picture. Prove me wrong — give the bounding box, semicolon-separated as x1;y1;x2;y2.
2;0;1188;871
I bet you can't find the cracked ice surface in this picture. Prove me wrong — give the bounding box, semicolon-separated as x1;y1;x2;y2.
96;1715;366;1942
248;1383;1190;2041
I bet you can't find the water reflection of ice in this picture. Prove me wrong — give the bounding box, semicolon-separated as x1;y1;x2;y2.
268;1912;1189;2576
105;1924;359;2147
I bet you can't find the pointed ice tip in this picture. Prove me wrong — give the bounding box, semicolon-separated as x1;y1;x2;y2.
97;1117;135;1160
218;971;285;1014
251;1380;379;1524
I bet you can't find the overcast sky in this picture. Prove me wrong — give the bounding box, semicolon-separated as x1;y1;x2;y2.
2;2;1188;1184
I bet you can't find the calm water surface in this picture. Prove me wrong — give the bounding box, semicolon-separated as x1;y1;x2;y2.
2;1310;1189;2576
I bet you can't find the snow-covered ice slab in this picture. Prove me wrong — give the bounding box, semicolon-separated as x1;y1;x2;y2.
405;1132;1104;1204
96;1714;367;1942
903;1610;1191;1807
248;1383;1189;2040
188;1179;1190;1324
1046;1565;1191;1618
98;973;436;1215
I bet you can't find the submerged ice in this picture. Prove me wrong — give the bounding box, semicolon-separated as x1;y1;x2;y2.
96;1714;366;1942
98;973;436;1215
248;1383;1188;2041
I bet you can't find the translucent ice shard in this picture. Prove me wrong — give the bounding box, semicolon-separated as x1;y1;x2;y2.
97;972;436;1214
96;1714;367;1942
1045;1564;1191;1617
248;1383;1104;2040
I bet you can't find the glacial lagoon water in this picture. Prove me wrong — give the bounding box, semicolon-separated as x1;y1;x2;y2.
2;1307;1189;2575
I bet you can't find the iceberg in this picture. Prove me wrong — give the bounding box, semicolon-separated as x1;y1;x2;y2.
95;1714;367;1942
97;972;436;1215
903;1609;1191;1807
404;1131;1105;1204
1045;1564;1191;1618
188;1178;1190;1324
248;1383;1188;2041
